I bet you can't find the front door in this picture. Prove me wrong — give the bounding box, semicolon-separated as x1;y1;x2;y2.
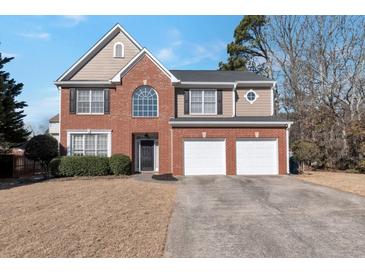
140;140;154;171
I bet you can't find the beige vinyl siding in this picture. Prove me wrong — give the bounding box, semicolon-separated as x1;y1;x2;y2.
176;88;233;117
236;88;272;116
71;31;141;80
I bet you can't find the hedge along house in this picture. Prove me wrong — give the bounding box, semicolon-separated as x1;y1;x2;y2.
54;24;292;176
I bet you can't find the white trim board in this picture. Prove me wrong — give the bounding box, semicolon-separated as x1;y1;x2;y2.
56;24;142;82
169;120;293;128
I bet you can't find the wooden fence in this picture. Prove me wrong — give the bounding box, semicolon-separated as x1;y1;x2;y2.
0;154;42;178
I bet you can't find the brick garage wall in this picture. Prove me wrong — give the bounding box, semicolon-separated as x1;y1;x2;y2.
172;127;288;175
60;54;174;174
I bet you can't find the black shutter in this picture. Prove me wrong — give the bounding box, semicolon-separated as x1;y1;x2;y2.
69;88;76;114
184;90;189;114
104;89;110;114
217;90;223;115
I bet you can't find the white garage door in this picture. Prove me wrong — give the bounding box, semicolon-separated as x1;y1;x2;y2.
184;139;226;175
236;139;278;175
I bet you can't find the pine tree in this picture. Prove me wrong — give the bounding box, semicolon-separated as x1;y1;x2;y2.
219;15;270;75
0;52;30;151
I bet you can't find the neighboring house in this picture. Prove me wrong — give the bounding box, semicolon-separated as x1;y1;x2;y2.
54;24;292;176
48;114;60;142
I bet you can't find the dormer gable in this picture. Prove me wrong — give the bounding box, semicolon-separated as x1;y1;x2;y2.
56;24;142;81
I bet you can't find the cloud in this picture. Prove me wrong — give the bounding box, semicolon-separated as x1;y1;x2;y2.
61;15;87;27
155;27;227;69
23;88;59;128
157;47;175;62
172;40;226;68
19;32;50;40
167;28;182;46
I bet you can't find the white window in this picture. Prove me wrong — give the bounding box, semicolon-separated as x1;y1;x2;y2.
77;89;104;114
132;86;158;117
244;89;259;104
190;89;217;115
113;42;124;58
70;133;109;156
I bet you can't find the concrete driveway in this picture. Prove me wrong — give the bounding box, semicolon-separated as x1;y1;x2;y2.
164;176;365;257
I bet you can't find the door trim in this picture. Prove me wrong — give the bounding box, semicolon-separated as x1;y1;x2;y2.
137;138;157;172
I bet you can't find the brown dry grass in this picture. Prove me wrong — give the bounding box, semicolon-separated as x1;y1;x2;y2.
298;171;365;197
0;177;176;257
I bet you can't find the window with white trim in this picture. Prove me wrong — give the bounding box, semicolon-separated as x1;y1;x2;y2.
113;42;124;58
77;89;104;114
190;89;217;115
132;86;158;117
244;89;258;104
71;134;108;156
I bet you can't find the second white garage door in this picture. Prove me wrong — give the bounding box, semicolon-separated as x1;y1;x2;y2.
236;139;278;175
184;139;226;175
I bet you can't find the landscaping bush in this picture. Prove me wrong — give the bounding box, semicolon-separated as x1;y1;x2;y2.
49;157;61;177
109;154;132;175
59;156;110;177
24;134;58;173
357;160;365;173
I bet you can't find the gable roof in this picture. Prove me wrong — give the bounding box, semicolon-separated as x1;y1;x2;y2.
56;24;143;82
170;70;274;83
49;114;59;123
111;48;179;83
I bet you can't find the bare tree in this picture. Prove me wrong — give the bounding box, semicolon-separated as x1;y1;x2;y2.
266;16;365;169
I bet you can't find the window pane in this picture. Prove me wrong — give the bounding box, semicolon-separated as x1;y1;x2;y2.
72;134;84;155
91;90;104;113
204;90;216;114
132;86;158;117
85;135;96;155
115;44;123;57
78;90;89;101
247;91;256;101
190;90;203;113
77;90;90;113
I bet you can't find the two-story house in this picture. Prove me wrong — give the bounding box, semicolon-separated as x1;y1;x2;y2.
54;24;292;176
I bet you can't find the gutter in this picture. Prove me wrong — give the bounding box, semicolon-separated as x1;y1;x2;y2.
169;120;293;128
54;80;114;87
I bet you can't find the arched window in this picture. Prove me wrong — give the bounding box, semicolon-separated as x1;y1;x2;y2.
132;86;158;117
113;42;124;58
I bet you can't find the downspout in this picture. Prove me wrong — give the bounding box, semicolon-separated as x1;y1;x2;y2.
58;86;61;155
286;123;291;174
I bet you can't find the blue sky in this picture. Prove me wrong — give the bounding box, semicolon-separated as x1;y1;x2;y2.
0;16;241;131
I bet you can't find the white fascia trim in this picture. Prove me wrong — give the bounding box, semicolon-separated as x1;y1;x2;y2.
54;81;113;87
56;24;142;82
111;48;179;83
176;80;276;87
232;82;237;117
66;129;112;157
169;121;294;126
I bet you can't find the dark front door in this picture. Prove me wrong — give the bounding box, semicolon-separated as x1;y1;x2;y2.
140;140;154;171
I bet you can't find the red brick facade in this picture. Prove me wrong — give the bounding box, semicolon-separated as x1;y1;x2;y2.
171;127;287;175
60;54;288;176
60;55;174;174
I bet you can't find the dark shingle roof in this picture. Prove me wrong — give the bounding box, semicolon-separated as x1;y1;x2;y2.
170;70;273;83
49;114;59;123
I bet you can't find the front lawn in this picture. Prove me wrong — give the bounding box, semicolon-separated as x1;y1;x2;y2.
298;171;365;197
0;177;176;257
